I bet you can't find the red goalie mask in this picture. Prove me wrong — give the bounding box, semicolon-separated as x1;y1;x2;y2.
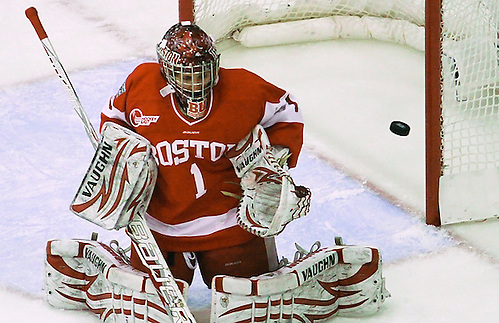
156;22;220;119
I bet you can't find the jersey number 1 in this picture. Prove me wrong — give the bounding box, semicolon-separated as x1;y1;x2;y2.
190;163;207;199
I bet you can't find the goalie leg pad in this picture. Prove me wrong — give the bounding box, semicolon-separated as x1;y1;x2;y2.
45;238;188;322
227;125;311;237
70;122;158;230
210;243;390;322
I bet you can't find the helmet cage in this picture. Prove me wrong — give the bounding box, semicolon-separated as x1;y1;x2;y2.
157;43;220;104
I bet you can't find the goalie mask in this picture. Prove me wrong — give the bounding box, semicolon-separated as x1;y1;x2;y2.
156;21;220;119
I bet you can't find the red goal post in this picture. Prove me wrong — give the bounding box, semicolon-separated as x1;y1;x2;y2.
425;1;443;226
179;0;498;226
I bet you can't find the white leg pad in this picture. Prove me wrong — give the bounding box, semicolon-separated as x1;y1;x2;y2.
210;244;390;322
45;239;188;322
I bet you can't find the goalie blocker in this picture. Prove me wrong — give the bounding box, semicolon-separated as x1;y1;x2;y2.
70;122;157;230
45;238;389;322
226;124;311;237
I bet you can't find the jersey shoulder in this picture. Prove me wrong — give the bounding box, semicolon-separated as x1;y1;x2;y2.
128;62;162;81
120;62;166;98
219;67;272;85
218;68;286;98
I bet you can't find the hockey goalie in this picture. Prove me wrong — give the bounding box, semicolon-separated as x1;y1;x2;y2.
45;21;389;323
45;122;389;322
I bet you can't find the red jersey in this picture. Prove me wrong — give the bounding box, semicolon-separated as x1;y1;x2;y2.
101;63;304;252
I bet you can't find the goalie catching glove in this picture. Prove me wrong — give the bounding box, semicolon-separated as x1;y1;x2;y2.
70;122;157;230
226;125;311;237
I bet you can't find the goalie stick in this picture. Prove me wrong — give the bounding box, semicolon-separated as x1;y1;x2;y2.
25;7;99;150
25;7;196;323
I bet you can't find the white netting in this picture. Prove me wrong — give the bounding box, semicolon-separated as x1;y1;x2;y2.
440;0;498;175
193;0;425;42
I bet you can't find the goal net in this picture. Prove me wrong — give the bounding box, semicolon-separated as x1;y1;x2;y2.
180;0;498;225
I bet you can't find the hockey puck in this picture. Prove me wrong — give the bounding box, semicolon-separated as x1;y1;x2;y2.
390;121;410;136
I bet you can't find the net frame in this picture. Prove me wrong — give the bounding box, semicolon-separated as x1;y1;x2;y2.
425;0;444;226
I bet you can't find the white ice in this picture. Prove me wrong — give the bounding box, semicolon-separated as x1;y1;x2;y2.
1;1;498;322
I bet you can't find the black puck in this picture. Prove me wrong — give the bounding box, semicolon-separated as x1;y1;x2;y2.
390;121;410;136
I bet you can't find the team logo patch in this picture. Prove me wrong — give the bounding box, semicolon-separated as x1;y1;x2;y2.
130;108;159;127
